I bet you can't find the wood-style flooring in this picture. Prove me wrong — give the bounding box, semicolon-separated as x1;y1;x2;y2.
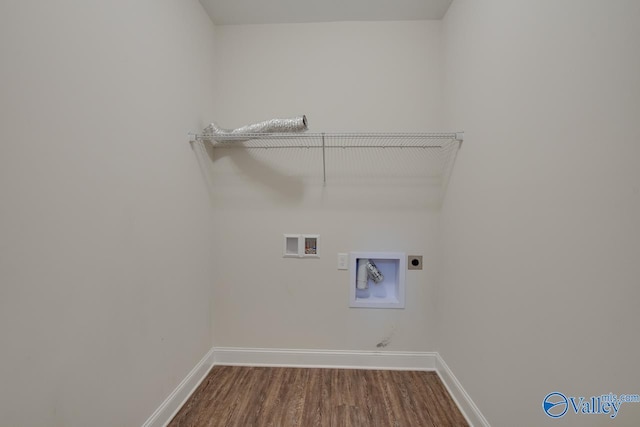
169;366;468;427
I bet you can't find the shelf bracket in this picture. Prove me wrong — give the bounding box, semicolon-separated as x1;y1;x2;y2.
322;133;326;185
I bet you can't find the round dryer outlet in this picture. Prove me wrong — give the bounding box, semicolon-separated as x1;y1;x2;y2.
408;255;423;270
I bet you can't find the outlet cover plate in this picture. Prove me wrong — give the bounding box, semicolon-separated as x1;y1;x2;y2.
408;255;423;270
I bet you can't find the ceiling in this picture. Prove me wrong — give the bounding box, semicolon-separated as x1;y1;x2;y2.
199;0;454;25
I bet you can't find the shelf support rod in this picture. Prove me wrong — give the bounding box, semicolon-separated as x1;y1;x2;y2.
322;133;326;185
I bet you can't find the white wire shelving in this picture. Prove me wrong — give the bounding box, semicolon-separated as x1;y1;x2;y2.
188;131;463;194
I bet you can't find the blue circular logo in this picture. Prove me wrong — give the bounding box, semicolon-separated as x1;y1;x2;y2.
543;392;568;418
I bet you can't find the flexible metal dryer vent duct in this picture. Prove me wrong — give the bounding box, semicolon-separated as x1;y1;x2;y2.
356;259;385;290
203;115;308;143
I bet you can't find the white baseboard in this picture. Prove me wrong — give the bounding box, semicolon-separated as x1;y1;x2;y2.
213;347;437;370
142;346;489;427
141;347;215;427
435;353;490;427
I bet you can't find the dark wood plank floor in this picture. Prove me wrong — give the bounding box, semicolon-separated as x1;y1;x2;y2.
169;366;468;427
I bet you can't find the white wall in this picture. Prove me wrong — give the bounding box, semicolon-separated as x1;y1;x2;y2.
440;1;640;426
0;2;216;426
207;21;444;351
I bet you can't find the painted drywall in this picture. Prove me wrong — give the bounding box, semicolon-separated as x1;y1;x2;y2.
206;21;443;351
199;0;453;24
0;1;216;426
212;21;443;132
439;1;640;426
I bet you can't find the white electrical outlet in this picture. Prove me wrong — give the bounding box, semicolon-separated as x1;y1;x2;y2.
337;253;348;270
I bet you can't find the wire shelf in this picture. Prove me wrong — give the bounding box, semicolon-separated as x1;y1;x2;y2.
189;131;463;198
192;132;460;147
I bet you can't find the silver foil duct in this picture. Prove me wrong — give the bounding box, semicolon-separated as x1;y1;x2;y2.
356;259;385;290
366;260;384;284
203;115;308;143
